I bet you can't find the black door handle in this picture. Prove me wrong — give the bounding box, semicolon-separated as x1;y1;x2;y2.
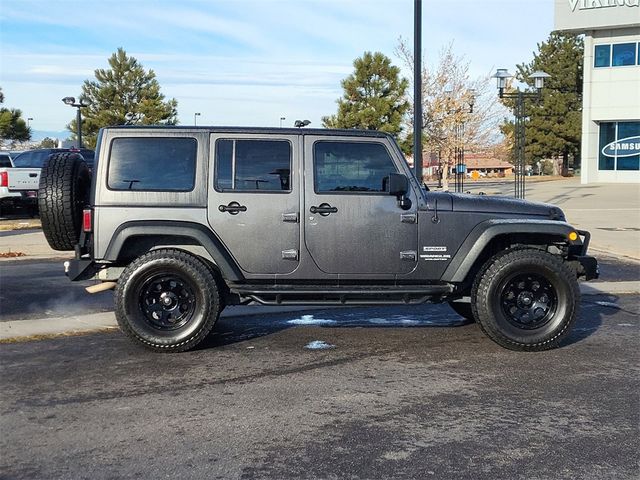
219;201;247;215
310;203;338;216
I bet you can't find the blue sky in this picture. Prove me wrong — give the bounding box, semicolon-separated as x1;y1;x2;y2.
0;0;554;135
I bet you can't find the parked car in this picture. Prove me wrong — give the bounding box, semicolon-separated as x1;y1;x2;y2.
38;126;597;353
12;148;94;169
1;148;94;215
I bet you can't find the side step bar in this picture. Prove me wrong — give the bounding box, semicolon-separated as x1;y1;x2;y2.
230;284;454;306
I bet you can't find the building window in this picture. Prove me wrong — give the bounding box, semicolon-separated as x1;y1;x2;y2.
598;122;640;172
612;43;637;67
594;44;611;68
214;139;291;192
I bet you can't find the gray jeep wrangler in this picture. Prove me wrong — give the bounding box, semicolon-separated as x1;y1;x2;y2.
38;126;598;352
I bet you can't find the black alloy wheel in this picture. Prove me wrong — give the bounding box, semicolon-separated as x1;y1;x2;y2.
139;274;197;331
498;273;557;330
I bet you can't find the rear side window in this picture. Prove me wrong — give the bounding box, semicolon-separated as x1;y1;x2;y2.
107;137;197;191
215;139;291;192
314;141;397;193
0;154;11;168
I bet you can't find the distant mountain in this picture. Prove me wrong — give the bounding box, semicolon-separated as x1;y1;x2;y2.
30;130;70;142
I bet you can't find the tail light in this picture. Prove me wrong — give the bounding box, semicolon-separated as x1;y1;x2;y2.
83;209;92;232
0;171;7;187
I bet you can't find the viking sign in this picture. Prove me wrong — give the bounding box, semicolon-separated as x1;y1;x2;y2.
601;136;640;157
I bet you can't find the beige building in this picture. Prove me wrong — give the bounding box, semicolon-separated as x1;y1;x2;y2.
554;0;640;184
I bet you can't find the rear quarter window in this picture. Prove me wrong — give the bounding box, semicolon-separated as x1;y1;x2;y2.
107;137;197;191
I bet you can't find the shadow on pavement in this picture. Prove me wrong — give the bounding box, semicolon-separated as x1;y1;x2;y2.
201;304;470;349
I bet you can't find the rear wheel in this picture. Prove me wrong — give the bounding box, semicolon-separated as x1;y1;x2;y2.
472;248;579;351
115;249;222;352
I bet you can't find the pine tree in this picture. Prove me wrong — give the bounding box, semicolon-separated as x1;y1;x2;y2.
502;32;583;173
0;87;31;146
322;52;409;138
68;48;178;148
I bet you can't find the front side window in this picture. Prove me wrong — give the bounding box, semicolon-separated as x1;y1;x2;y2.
599;121;640;171
107;137;197;191
215;139;291;192
594;44;610;68
314;141;397;193
612;43;636;66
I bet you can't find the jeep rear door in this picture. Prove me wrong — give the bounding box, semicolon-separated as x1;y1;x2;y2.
207;133;300;275
303;136;418;275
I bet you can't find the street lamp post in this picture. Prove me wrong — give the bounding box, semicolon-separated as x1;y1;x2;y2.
194;112;201;126
279;116;286;128
27;117;33;128
62;97;91;148
492;69;550;199
446;89;475;193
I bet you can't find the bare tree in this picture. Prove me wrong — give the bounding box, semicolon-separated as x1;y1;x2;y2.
396;40;504;190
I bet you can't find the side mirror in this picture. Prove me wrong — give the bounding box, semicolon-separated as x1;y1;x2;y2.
387;173;408;196
385;173;412;210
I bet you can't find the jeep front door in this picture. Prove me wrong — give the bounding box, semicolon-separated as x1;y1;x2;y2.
303;137;418;275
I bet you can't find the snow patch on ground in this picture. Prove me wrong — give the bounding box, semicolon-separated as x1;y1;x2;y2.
595;301;620;309
287;315;337;325
304;340;335;350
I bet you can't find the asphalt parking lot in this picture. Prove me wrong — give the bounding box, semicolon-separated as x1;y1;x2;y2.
1;297;638;480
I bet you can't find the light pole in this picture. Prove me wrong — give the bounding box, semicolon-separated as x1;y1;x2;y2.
62;97;91;148
279;116;286;127
194;112;201;126
27;117;33;128
493;69;550;199
413;0;423;185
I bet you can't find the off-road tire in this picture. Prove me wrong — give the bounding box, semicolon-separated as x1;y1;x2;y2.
38;152;91;251
115;249;222;353
471;248;579;351
448;301;476;322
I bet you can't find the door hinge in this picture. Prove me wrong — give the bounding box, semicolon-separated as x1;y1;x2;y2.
282;249;299;260
400;213;417;224
282;212;299;223
400;250;417;261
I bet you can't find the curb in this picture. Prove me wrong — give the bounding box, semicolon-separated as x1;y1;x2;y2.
1;281;637;343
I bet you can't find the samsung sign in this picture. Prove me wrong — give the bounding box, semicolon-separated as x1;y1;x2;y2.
555;0;640;31
602;136;640;157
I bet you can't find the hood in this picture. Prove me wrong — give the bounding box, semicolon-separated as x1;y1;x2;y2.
427;192;565;221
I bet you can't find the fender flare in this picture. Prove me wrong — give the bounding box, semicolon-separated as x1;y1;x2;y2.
103;220;244;282
441;219;581;283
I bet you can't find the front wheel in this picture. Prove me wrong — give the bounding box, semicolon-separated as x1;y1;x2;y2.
115;249;222;352
472;249;579;351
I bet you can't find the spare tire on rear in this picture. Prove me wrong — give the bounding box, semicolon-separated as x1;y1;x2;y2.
38;152;91;251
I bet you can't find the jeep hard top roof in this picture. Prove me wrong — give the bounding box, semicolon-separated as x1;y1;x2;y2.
100;125;392;139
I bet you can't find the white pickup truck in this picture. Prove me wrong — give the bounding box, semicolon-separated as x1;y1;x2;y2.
0;148;94;216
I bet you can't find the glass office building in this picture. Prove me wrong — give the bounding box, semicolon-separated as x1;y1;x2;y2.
554;0;640;183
